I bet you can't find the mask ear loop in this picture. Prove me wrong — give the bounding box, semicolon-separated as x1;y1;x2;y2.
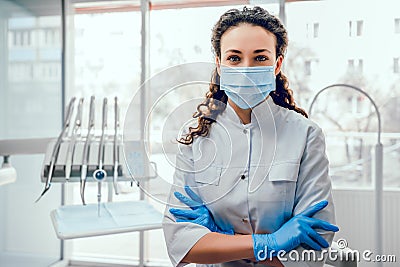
274;55;284;76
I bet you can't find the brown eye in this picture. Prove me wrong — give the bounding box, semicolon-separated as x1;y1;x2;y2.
227;55;240;62
255;55;267;61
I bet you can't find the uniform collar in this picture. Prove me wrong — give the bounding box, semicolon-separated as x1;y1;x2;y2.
221;96;279;127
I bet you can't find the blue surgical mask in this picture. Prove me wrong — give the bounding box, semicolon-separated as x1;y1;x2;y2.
220;65;276;109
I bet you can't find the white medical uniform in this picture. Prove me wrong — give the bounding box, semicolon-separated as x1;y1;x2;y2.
162;96;336;267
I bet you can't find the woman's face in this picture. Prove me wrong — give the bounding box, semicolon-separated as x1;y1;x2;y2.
216;23;283;75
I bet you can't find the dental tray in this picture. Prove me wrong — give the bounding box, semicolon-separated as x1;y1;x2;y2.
50;201;163;239
41;139;156;183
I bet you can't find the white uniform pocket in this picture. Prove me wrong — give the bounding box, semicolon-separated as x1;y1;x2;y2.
253;162;300;233
194;165;222;185
268;161;300;182
265;161;299;200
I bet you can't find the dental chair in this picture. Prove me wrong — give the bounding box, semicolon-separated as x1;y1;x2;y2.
325;241;357;267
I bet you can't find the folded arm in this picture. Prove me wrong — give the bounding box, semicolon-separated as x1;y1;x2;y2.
173;187;337;266
182;232;284;267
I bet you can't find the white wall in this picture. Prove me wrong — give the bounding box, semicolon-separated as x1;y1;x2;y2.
333;189;400;266
0;0;63;266
0;155;61;267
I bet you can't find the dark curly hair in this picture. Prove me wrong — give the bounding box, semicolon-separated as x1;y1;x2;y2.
178;6;308;145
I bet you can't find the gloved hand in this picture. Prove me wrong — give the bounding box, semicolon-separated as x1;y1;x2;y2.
169;185;234;235
252;200;339;261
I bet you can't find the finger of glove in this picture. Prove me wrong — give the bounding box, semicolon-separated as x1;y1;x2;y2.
173;191;202;209
301;234;322;251
192;217;211;229
185;216;216;232
303;217;339;232
306;228;330;248
184;186;204;204
169;208;199;220
299;200;328;217
301;243;313;250
176;218;192;223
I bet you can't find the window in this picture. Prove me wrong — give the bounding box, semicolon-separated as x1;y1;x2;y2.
1;3;62;265
10;30;32;47
66;7;146;263
313;22;319;38
37;62;60;81
305;60;311;75
349;20;363;36
358;58;363;72
304;59;319;75
395;18;400;34
43;28;60;45
347;59;363;73
306;22;319;38
348;59;354;69
8;63;33;81
394;57;399;73
348;21;352;36
356;20;363;36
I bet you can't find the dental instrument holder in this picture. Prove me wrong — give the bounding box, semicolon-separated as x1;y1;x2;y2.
43;137;122;182
40;96;158;210
41;138;157;187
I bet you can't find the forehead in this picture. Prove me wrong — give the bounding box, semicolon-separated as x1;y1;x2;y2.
220;23;276;54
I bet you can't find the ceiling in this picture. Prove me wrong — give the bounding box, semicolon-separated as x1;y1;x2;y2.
1;0;317;17
4;0;62;16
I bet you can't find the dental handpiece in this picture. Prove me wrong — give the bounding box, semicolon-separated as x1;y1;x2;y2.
65;98;84;181
36;97;76;202
80;96;95;205
113;97;120;195
93;98;108;216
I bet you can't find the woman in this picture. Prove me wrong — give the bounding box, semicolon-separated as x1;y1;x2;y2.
162;6;338;267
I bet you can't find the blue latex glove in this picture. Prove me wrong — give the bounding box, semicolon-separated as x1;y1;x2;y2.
169;185;234;235
252;200;339;261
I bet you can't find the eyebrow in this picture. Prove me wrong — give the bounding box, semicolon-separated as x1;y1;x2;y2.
224;49;242;54
254;48;272;54
224;48;272;54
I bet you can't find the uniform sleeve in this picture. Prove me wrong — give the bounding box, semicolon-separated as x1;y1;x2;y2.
282;125;337;267
162;143;211;267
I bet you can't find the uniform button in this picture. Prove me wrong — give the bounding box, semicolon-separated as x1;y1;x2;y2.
242;218;249;223
243;129;248;134
241;174;246;180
